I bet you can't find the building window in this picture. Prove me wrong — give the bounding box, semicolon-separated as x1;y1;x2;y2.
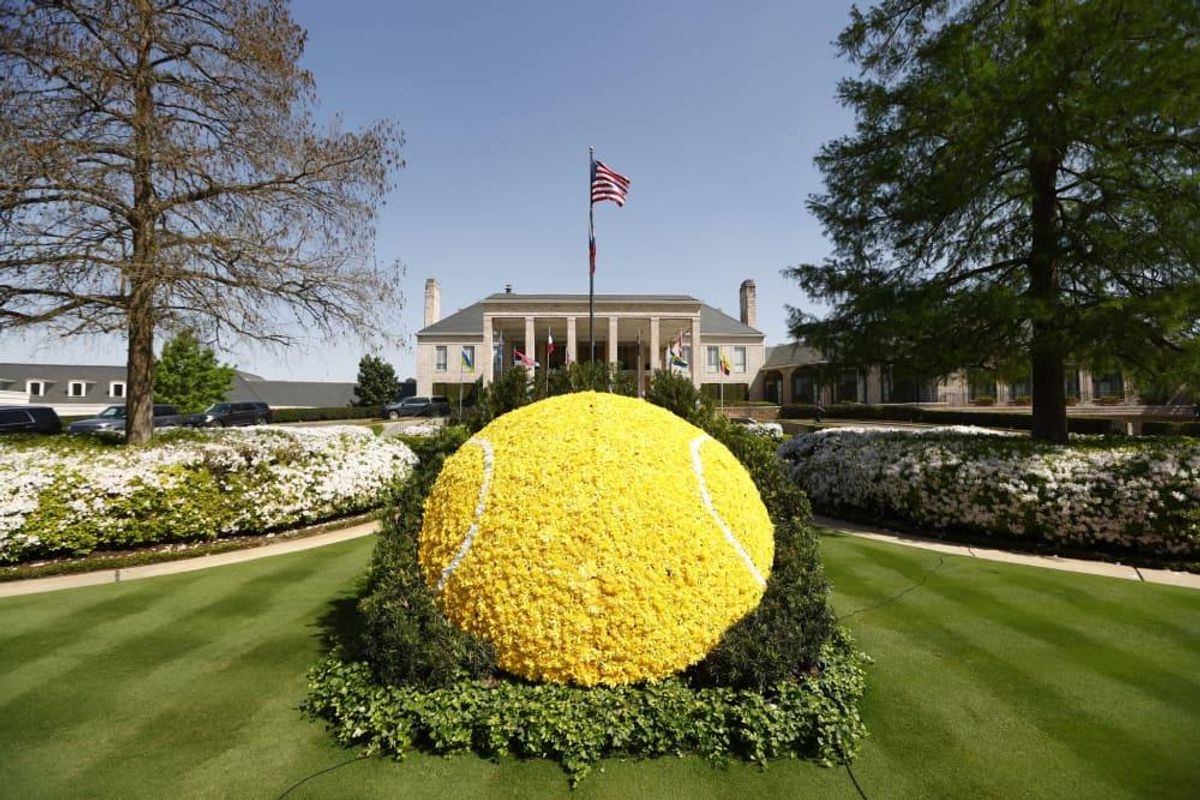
835;369;859;403
1093;372;1124;400
1008;375;1031;404
435;345;448;372
793;370;818;404
68;380;88;398
967;369;997;403
733;347;746;373
1064;369;1080;400
110;381;126;398
706;346;719;374
682;344;691;366
461;345;475;373
26;380;45;397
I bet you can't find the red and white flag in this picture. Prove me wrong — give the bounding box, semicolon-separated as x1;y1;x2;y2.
547;331;556;357
591;161;630;207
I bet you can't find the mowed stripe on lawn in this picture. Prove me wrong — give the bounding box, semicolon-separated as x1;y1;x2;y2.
0;538;373;800
1;528;1198;799
820;533;1200;800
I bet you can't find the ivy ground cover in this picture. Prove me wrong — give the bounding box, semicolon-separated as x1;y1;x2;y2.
0;426;416;564
781;427;1200;566
2;532;1198;798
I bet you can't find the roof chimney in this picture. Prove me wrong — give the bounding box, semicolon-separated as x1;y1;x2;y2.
739;279;757;328
423;278;441;327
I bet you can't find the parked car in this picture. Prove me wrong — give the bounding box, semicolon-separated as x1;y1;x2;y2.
67;404;187;435
381;396;451;419
0;405;63;435
194;401;272;427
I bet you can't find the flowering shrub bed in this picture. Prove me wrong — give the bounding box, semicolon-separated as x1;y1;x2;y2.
780;427;1200;562
0;427;416;563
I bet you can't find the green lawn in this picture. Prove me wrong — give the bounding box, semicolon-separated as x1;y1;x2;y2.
1;533;1197;799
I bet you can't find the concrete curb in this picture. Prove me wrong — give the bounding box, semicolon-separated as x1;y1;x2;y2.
0;520;381;599
812;514;1200;590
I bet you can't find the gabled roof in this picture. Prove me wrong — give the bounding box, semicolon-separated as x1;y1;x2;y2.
699;305;761;336
418;297;763;338
763;342;827;369
420;302;486;336
0;362;356;408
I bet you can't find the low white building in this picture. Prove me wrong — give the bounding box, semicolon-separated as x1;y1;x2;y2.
415;279;766;401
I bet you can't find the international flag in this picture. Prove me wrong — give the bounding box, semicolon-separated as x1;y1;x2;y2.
591;161;630;207
462;348;474;371
719;352;732;376
513;348;538;368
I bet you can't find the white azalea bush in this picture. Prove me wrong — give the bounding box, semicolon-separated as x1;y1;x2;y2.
0;426;417;564
780;427;1200;560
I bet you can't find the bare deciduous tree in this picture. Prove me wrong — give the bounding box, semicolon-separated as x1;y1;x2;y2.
0;0;404;442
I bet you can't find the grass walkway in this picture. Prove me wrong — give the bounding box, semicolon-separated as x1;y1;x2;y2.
1;533;1197;798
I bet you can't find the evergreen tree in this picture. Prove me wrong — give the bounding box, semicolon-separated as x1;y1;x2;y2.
354;355;402;406
154;330;236;413
789;0;1200;442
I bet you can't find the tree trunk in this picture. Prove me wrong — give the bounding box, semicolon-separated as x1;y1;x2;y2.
125;279;156;445
125;0;157;446
1028;144;1067;443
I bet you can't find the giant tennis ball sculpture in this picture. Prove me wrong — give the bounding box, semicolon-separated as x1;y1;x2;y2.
418;392;774;686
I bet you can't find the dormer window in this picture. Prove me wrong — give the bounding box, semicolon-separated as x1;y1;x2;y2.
26;380;45;397
68;381;88;398
109;381;126;398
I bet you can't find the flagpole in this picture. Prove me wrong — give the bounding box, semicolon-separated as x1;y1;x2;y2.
545;324;551;397
458;352;464;418
588;145;595;364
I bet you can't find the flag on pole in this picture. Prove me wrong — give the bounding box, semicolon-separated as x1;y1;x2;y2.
513;348;539;369
719;352;732;376
462;347;474;371
591;161;631;206
547;330;556;358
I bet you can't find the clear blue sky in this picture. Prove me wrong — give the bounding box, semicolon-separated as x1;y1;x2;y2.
0;0;858;381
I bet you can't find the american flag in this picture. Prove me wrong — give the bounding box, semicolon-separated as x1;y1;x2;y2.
591;161;630;207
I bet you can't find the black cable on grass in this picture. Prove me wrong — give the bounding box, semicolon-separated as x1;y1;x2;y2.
846;763;871;800
837;555;947;622
275;753;375;800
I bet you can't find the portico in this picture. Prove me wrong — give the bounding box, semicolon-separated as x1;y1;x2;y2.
416;282;765;399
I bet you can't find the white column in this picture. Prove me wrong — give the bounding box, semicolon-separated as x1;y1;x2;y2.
567;316;577;364
482;315;494;384
524;316;535;363
649;317;660;374
607;316;618;365
690;316;702;387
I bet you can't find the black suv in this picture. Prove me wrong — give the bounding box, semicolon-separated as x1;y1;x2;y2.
381;395;451;419
195;401;272;427
0;406;62;435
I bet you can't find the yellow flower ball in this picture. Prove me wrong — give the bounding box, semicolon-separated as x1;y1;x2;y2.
419;392;774;686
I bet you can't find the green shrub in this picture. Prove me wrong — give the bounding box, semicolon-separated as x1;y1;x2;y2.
306;627;867;785
646;369;714;426
359;425;496;685
272;406;378;423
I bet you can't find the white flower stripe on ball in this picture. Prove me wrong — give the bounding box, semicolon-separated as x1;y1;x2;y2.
690;434;767;587
436;437;495;592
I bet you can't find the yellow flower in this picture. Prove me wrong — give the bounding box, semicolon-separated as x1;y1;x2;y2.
419;392;773;686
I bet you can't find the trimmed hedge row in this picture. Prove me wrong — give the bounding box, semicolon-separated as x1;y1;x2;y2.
1142;421;1200;437
271;406;379;423
0;427;416;563
780;427;1200;567
780;403;1123;435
